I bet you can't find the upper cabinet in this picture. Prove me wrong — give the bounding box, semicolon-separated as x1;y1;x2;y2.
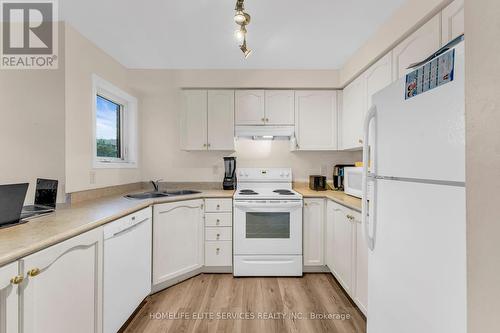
235;90;265;125
207;90;235;150
392;14;442;80
366;52;393;110
341;75;366;150
442;0;464;44
264;90;295;125
181;90;235;151
295;91;338;150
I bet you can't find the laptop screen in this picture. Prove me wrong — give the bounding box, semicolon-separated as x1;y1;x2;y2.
34;179;58;208
0;183;29;227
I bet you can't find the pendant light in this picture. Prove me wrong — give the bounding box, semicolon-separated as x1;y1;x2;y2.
234;0;252;58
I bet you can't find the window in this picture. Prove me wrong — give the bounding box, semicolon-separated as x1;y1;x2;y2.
92;75;138;168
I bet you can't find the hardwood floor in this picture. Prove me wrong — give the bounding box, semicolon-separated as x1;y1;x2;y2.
124;273;366;333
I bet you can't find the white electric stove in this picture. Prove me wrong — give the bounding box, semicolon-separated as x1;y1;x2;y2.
233;168;303;276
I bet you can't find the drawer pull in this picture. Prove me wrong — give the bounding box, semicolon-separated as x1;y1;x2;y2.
216;248;220;255
216;219;220;225
216;204;220;209
10;275;24;285
27;268;40;277
216;233;220;240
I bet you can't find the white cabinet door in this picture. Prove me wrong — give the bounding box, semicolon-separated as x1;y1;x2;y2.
181;90;208;150
295;91;338;150
303;198;325;266
441;0;464;44
207;90;234;150
20;228;103;333
235;90;265;125
0;261;19;333
353;211;368;315
366;52;393;110
153;200;204;285
329;202;354;294
264;90;294;125
392;15;441;80
341;75;366;150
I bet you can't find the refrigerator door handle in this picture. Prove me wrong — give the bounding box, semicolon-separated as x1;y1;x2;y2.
362;105;377;251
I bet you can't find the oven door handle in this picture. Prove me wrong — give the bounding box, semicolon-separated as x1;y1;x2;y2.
234;201;303;211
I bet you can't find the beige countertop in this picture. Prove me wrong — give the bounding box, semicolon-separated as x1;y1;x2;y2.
0;186;361;268
0;190;233;267
294;187;362;212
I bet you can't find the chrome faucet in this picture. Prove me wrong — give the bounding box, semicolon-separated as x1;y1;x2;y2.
151;179;163;192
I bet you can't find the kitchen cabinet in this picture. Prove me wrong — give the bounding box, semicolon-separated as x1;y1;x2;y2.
353;210;368;315
366;52;393;110
341;75;366;150
204;198;232;268
442;0;464;44
153;200;204;285
264;90;295;125
20;228;103;333
294;91;338;150
181;90;235;151
181;90;208;150
326;201;354;294
0;261;19;333
235;90;265;125
207;90;235;150
303;198;325;266
392;14;442;80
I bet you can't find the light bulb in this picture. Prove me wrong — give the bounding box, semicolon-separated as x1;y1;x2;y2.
234;11;246;24
234;29;246;43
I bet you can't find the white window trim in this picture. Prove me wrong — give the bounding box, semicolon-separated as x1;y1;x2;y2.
92;74;138;169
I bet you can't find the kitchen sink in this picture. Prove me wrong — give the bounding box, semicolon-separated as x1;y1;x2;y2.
165;190;201;196
125;192;170;199
125;190;201;199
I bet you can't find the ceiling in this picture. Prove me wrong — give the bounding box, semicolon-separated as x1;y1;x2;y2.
60;0;406;69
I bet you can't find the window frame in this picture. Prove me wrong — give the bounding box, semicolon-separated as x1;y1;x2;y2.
92;74;138;169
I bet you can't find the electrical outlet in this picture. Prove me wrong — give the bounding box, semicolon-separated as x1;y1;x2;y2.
89;171;96;184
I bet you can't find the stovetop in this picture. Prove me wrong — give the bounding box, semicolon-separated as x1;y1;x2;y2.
233;187;303;200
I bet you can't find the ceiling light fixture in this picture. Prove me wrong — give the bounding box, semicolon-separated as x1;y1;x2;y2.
234;0;252;58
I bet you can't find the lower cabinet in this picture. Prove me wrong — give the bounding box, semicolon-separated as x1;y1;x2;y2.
0;261;19;333
303;198;325;266
153;200;204;286
20;227;103;333
326;200;367;316
204;199;233;268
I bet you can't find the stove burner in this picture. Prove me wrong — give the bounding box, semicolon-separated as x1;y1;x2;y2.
239;189;258;195
273;189;295;195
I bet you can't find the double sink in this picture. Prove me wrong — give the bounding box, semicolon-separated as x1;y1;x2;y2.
125;190;201;200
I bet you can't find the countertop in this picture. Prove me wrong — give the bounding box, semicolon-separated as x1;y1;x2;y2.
0;187;361;268
294;187;362;212
0;190;233;267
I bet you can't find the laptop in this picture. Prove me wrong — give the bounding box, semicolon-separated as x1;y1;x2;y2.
0;183;29;228
21;178;58;219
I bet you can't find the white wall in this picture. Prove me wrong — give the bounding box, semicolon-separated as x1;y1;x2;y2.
465;0;500;331
129;69;360;184
0;24;66;203
64;24;142;193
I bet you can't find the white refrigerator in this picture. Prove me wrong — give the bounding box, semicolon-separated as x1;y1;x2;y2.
362;42;466;333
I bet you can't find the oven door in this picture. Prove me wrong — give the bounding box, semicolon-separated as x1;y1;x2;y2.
233;200;303;255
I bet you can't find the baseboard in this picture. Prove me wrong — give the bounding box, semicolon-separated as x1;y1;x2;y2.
151;267;204;294
303;265;331;273
203;266;233;273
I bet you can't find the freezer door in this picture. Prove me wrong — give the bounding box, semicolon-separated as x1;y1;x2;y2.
367;179;466;333
372;43;464;182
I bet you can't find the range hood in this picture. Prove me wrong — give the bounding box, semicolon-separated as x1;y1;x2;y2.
235;125;295;140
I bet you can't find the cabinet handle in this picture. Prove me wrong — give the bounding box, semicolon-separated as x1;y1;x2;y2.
200;204;204;210
216;233;220;239
358;139;363;144
216;204;220;209
261;118;265;122
304;202;308;207
203;143;207;147
27;268;40;277
216;219;220;225
10;275;24;285
265;118;269;122
216;248;220;255
207;143;211;148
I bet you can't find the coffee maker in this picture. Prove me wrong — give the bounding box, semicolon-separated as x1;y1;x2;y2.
333;164;354;191
223;157;237;190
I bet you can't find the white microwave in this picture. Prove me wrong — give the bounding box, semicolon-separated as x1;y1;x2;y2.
344;167;363;198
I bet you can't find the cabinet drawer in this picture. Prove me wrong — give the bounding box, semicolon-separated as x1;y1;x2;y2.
205;213;232;227
205;198;232;212
205;241;232;266
205;227;232;241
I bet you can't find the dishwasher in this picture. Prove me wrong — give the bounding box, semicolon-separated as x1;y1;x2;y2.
103;207;152;333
